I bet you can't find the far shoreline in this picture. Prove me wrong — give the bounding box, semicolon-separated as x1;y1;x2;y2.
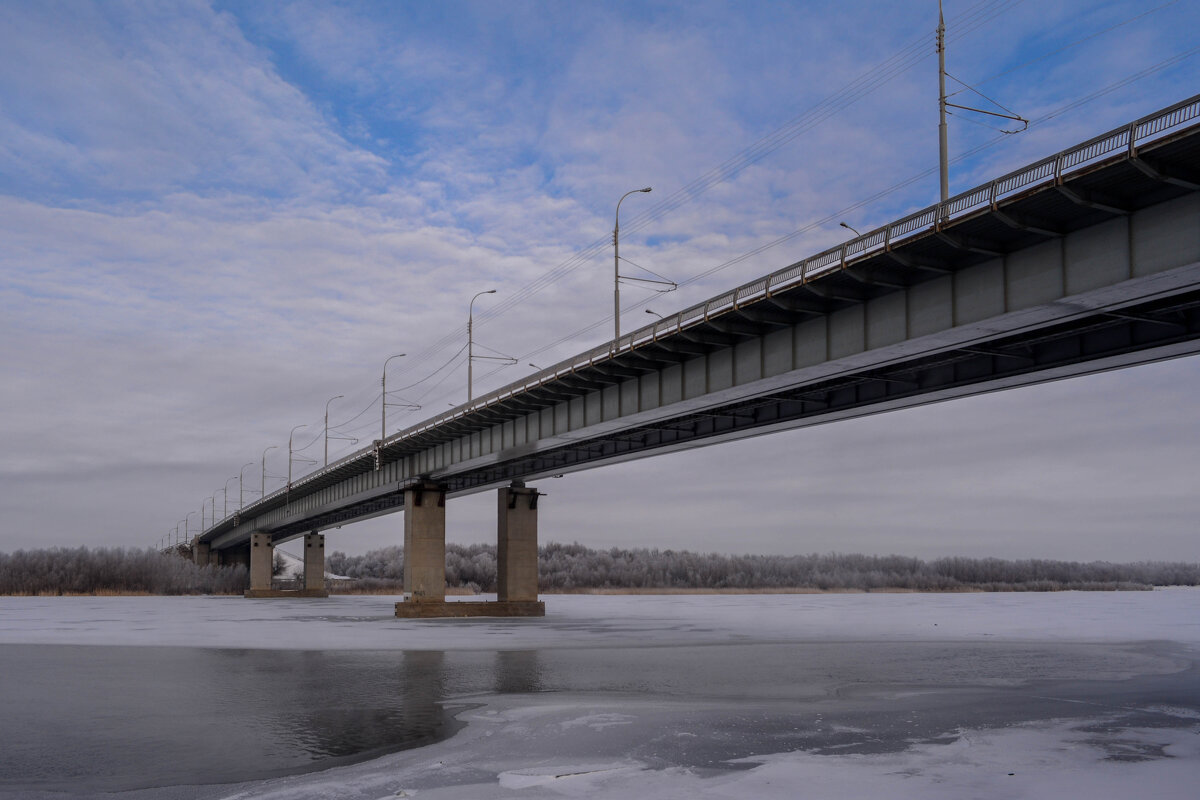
1;584;1165;598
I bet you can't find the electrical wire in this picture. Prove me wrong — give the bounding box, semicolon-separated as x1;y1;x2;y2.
375;0;1024;381
463;46;1200;396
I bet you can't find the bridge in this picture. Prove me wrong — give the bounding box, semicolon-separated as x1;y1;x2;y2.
192;96;1200;616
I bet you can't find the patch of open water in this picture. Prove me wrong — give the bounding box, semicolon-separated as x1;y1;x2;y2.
0;639;1196;796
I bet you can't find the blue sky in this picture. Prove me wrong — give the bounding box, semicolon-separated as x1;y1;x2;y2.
1;0;1198;560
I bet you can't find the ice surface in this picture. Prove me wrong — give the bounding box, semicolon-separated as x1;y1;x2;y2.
1;588;1198;651
2;590;1197;799
200;696;1200;800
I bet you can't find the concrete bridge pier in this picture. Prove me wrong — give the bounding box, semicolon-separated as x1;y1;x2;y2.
244;532;274;597
303;532;327;594
242;530;329;599
395;480;544;618
192;540;210;567
497;482;541;605
402;481;448;604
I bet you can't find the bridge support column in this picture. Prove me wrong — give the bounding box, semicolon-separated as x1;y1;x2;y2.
192;541;210;567
403;482;446;603
303;533;328;596
497;482;541;604
395;481;544;618
247;532;273;594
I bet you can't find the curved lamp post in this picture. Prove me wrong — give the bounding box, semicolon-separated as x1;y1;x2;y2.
261;445;277;498
223;476;238;519
468;290;497;402
288;424;307;489
614;186;652;342
381;353;407;443
325;395;343;467
239;461;254;510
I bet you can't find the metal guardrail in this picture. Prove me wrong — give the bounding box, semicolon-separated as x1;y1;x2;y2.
214;94;1200;535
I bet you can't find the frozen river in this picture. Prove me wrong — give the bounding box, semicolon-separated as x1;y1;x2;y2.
0;591;1197;799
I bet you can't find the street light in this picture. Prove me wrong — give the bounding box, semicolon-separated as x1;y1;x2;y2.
262;445;277;498
645;308;664;320
325;395;343;467
223;476;238;519
614;186;652;342
381;352;407;443
239;461;254;510
288;424;307;489
468;290;497;402
839;221;862;238
185;511;196;543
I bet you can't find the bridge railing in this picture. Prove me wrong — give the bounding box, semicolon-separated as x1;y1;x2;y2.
210;95;1200;536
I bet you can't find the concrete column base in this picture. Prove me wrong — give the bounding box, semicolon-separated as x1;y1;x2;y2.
303;532;326;592
497;483;540;603
249;532;273;592
404;482;447;603
394;600;545;618
245;588;330;599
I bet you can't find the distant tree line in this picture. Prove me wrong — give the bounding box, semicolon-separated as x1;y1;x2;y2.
328;542;1200;593
3;544;1197;596
0;546;247;595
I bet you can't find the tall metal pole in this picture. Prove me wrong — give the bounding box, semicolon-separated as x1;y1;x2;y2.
239;461;254;510
325;395;343;466
288;424;307;489
223;476;237;519
262;445;277;498
381;353;406;443
613;187;652;343
468;290;497;403
186;511;195;542
938;0;949;206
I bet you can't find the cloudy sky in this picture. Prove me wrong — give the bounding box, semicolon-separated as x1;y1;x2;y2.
1;0;1197;562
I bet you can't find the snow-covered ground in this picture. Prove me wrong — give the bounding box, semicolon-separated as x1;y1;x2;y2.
1;590;1197;799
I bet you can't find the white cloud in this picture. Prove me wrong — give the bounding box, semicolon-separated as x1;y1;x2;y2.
1;0;1197;558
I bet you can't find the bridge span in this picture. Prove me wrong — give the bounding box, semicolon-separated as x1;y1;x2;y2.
193;96;1200;616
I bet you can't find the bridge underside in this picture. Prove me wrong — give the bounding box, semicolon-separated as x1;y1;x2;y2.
202;104;1200;553
266;266;1200;543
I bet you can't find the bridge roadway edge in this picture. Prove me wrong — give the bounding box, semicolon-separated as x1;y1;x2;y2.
200;100;1200;556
